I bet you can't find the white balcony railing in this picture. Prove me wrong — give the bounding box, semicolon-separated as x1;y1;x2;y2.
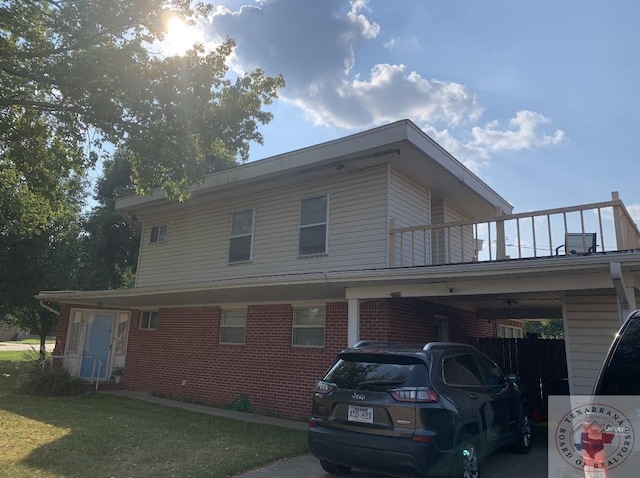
390;192;640;268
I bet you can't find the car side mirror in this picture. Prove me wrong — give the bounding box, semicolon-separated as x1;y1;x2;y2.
507;373;519;383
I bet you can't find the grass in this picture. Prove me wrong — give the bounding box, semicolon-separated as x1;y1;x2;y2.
0;352;309;477
0;350;28;361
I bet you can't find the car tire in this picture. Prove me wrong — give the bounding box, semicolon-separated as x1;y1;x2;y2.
453;433;480;478
513;406;532;454
319;459;351;475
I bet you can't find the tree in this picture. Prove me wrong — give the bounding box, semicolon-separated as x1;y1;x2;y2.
523;319;564;339
0;217;83;357
1;0;284;240
79;151;140;290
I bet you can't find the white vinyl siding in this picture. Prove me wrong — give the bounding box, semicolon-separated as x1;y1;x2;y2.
389;170;430;267
563;294;620;394
445;205;474;263
428;202;475;265
134;166;389;287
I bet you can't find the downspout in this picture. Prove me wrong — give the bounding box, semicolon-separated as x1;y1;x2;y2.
610;262;632;324
39;301;60;356
39;300;60;316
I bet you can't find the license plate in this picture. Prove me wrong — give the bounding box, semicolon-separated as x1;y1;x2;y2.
348;405;373;423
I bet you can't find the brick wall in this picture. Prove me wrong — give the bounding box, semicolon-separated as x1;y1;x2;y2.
124;303;348;420
359;298;495;346
56;298;495;420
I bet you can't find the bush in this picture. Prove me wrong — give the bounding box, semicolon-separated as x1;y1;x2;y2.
19;360;86;396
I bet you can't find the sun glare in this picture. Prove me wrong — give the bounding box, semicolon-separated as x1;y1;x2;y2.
164;16;203;56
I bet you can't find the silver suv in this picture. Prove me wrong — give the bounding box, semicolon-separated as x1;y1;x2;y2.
308;341;531;477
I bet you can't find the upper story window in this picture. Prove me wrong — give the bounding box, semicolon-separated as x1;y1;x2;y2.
299;195;328;256
292;307;325;347
150;225;168;244
140;311;158;330
229;209;254;263
220;309;247;345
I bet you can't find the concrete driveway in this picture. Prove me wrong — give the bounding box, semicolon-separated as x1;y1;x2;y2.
237;429;547;478
0;341;54;352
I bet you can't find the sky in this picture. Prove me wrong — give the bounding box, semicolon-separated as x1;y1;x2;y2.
182;0;639;221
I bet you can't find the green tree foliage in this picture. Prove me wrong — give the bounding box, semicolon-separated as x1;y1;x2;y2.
1;0;284;241
79;151;139;290
0;216;83;356
523;319;564;339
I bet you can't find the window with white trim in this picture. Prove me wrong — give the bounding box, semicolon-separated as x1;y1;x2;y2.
140;311;158;330
292;307;325;347
229;209;254;263
150;225;168;244
497;325;523;338
220;309;247;344
299;195;328;256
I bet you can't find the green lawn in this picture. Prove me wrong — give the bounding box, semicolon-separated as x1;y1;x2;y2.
0;352;309;477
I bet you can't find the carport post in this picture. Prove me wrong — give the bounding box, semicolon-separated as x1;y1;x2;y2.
347;299;360;347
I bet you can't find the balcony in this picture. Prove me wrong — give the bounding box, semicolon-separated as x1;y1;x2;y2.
389;192;640;268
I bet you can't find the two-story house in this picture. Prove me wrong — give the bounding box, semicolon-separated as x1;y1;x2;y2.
38;119;640;420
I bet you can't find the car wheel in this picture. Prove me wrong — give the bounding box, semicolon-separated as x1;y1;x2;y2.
454;433;479;478
319;459;351;475
513;406;532;454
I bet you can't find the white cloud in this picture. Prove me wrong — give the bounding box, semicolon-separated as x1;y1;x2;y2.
470;111;564;152
346;0;380;39
419;110;565;174
421;126;490;174
290;64;483;129
205;0;564;168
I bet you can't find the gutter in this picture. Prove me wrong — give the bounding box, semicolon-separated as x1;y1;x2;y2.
39;300;60;316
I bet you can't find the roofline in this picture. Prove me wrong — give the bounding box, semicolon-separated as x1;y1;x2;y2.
115;119;512;215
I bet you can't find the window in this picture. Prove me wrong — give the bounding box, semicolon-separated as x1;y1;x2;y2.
474;355;507;388
293;307;325;347
140;311;158;330
299;195;328;255
150;225;168;244
220;309;247;345
497;325;523;338
442;355;483;386
229;209;254;263
324;355;429;390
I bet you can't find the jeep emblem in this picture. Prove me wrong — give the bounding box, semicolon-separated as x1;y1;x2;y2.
352;392;366;400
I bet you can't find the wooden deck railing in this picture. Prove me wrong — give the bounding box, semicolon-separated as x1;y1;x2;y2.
389;192;640;268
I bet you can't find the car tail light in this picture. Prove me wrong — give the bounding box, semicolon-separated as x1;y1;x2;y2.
314;380;337;395
391;387;439;403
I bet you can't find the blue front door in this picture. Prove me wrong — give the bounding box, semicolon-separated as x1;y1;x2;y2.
80;314;113;379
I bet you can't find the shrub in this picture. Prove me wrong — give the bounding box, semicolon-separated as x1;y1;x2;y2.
19;354;86;396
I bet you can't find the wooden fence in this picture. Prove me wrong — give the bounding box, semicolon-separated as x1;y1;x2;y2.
474;337;568;418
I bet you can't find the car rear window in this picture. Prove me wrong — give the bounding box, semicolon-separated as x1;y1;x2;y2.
596;317;640;395
323;353;430;391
